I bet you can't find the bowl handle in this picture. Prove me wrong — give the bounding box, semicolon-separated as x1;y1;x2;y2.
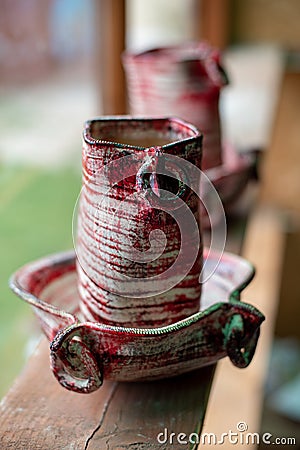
224;312;261;368
50;324;102;394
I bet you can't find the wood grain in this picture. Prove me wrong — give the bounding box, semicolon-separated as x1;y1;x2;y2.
0;339;117;450
201;206;285;449
0;338;215;449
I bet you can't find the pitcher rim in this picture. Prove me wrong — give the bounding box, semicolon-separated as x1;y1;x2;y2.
83;115;203;150
122;41;218;63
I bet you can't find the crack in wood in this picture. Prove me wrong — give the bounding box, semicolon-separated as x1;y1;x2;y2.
84;383;118;450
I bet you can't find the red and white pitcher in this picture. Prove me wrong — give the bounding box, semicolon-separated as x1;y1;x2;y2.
76;116;203;328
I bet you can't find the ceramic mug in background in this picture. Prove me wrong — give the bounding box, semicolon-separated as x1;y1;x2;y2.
76;116;203;328
123;42;228;171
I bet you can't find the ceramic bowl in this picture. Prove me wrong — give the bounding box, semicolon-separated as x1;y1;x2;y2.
10;248;264;394
201;143;255;228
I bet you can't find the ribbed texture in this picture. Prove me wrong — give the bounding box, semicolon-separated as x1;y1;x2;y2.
76;117;203;327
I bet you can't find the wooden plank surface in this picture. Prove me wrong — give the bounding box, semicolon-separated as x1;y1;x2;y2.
199;72;291;450
0;338;215;450
0;339;116;449
259;70;300;339
201;206;285;449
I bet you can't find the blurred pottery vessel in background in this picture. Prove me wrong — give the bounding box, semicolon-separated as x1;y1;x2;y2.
123;42;228;171
123;42;256;226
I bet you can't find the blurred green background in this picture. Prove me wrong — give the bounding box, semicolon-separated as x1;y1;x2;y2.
0;0;95;397
0;167;81;397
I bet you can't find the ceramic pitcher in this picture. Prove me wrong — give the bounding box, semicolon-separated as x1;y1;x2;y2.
123;42;228;171
76;116;203;328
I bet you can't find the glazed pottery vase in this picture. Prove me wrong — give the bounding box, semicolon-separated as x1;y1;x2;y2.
123;42;228;171
76;117;203;328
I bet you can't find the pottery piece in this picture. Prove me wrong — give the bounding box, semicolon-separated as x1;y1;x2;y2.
123;43;257;225
123;42;228;171
9;248;265;394
76;117;203;328
200;143;255;228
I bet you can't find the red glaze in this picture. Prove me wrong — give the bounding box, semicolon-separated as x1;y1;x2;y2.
76;117;203;328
